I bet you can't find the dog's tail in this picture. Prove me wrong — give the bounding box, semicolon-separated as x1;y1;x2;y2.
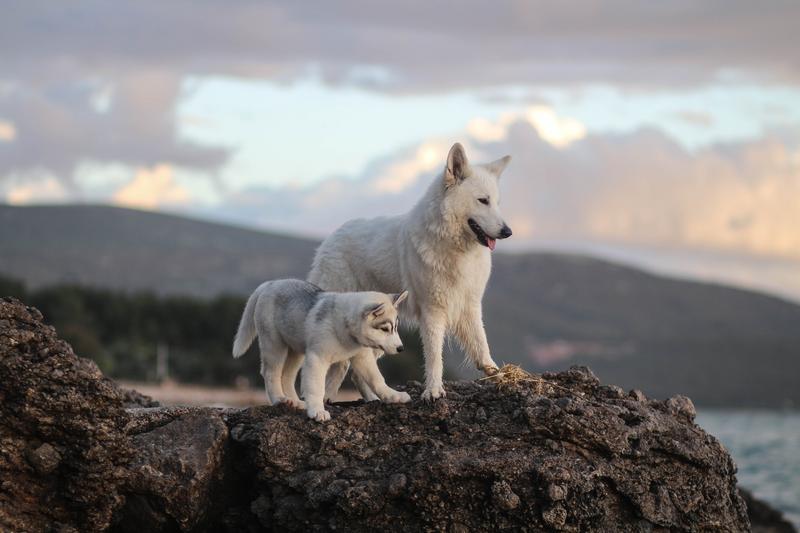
232;291;258;358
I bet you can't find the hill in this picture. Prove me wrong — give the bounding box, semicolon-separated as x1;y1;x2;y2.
0;204;318;297
1;204;799;407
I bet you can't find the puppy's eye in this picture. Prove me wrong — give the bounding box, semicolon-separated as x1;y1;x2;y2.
381;326;391;333
478;197;489;205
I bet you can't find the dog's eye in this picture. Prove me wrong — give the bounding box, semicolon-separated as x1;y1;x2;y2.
478;197;489;205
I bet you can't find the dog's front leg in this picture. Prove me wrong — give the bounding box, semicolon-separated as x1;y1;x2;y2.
350;350;410;404
419;310;447;401
302;352;332;422
454;304;499;376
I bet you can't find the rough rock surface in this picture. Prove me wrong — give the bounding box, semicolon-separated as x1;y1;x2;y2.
0;296;781;532
0;298;132;532
224;375;749;532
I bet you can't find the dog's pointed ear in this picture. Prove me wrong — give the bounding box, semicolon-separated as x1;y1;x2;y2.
444;142;469;187
364;302;386;319
392;290;409;308
485;155;511;178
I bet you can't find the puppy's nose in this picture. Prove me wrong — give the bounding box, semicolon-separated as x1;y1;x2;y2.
499;224;513;239
397;345;404;352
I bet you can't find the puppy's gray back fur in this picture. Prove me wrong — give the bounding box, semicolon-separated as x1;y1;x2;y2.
236;279;323;356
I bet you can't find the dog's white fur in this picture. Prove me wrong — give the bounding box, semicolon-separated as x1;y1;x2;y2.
309;143;512;401
233;279;411;421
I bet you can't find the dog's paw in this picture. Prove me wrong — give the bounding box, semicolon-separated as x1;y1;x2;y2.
481;364;500;376
281;398;305;410
421;385;446;401
307;408;331;422
383;390;412;404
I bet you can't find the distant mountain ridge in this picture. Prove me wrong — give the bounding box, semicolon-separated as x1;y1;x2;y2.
2;204;799;407
0;204;319;297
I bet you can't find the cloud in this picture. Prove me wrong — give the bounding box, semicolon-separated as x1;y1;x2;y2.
3;2;798;90
210;107;800;269
469;106;586;147
0;119;16;142
5;176;68;205
0;72;229;186
2;1;798;202
112;164;190;210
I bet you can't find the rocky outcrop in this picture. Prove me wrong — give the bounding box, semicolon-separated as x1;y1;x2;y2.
0;298;132;532
741;489;796;533
0;297;776;531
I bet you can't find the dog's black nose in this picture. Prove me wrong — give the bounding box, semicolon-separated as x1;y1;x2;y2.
499;225;513;239
397;345;404;352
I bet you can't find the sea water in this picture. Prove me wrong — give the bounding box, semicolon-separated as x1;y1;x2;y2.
696;410;800;529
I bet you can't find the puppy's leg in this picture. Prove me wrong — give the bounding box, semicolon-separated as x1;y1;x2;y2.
350;350;411;404
453;304;498;376
302;352;332;422
419;309;448;401
260;338;289;405
352;368;380;402
281;351;305;409
324;361;350;402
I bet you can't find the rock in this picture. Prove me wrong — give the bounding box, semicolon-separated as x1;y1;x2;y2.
629;389;647;402
113;409;228;531
223;378;749;531
0;298;132;532
0;297;767;532
740;488;797;533
491;480;520;511
547;484;567;502
666;394;697;423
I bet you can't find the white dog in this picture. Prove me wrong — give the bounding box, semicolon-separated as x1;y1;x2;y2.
232;279;411;421
309;143;512;401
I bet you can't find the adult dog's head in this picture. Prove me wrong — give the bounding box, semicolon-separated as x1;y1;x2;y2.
441;143;512;251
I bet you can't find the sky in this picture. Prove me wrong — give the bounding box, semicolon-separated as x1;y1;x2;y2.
1;1;799;300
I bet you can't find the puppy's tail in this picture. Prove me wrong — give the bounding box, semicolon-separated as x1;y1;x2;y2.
232;291;258;358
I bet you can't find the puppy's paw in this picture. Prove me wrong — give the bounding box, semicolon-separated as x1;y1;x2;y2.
307;408;331;422
281;398;305;410
421;384;446;402
383;390;412;404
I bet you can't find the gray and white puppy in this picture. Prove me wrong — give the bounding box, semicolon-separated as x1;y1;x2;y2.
232;279;410;421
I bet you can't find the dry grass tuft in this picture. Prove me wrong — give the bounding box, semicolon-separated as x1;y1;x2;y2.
480;364;581;396
480;364;547;394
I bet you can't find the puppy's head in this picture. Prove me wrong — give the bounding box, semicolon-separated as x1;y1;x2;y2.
357;290;408;354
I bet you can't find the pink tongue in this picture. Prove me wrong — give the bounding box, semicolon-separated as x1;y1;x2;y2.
487;238;496;251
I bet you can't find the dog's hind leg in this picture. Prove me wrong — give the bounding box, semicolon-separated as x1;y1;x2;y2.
351;358;380;402
281;351;305;409
259;338;289;406
324;361;350;402
350;349;410;404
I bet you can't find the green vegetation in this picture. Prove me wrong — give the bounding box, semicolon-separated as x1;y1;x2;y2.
0;276;427;387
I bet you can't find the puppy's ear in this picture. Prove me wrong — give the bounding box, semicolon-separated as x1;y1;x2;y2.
363;302;386;319
485;155;511;178
444;142;469;187
392;290;409;308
